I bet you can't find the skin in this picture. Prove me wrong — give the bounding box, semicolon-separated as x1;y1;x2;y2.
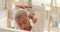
15;5;37;31
15;13;37;31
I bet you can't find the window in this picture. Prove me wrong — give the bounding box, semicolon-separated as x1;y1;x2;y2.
0;0;2;9
4;0;8;9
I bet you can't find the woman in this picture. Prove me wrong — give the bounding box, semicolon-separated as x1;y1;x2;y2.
15;9;37;31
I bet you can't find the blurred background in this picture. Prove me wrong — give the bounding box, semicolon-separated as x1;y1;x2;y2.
0;0;60;32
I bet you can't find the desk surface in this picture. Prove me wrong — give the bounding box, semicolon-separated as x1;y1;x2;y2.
0;27;28;32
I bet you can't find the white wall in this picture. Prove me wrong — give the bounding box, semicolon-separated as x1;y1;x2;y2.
32;0;51;5
0;10;7;28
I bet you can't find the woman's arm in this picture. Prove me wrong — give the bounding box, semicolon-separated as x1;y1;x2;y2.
28;14;37;24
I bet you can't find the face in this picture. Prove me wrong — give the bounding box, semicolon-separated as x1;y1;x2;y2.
15;13;32;31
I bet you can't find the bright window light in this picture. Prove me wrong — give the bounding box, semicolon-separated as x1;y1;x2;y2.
15;0;19;2
43;30;48;32
58;23;60;28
